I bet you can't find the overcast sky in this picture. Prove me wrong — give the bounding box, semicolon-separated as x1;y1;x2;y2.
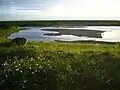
0;0;120;21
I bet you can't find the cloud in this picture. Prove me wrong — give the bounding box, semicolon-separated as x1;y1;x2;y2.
43;0;120;17
1;0;120;20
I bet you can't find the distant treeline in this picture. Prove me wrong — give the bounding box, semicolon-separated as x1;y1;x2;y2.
0;20;120;27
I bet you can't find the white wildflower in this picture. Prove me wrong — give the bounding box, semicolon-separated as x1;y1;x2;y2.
16;68;19;71
5;75;8;77
49;66;52;69
35;70;37;72
20;70;23;73
24;80;27;83
39;66;43;69
2;80;5;82
4;62;7;66
29;67;32;70
43;58;46;60
30;57;34;59
38;57;40;59
22;86;25;88
30;57;35;61
32;72;35;74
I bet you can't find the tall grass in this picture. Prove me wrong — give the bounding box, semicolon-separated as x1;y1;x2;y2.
0;26;120;90
1;47;120;90
0;42;120;90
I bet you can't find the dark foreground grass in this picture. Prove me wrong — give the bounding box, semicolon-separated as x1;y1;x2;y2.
0;26;120;90
0;42;120;90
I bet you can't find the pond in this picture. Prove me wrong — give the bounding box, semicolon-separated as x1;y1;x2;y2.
8;26;120;42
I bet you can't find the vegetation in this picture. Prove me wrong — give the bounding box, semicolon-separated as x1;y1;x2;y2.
11;37;27;46
0;20;120;27
0;25;24;39
0;25;120;90
42;28;104;38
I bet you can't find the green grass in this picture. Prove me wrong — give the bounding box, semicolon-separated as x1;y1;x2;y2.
27;42;118;53
1;26;120;90
0;20;120;26
0;26;23;38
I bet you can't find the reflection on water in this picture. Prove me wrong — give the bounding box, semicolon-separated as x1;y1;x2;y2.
80;26;120;31
8;27;59;41
101;30;120;42
8;26;120;42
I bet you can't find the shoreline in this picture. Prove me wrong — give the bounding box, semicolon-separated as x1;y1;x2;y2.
55;40;117;44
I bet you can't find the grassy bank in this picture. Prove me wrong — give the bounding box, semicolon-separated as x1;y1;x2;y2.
0;20;120;27
0;26;120;90
0;26;24;37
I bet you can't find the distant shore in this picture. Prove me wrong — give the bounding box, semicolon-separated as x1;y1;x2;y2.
55;40;117;44
0;20;120;27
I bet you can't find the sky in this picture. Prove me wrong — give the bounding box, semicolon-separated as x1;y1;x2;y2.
0;0;120;21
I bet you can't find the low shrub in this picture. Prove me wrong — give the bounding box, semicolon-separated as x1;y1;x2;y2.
11;37;27;46
1;50;120;90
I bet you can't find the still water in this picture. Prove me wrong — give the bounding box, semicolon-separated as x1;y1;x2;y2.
8;26;120;42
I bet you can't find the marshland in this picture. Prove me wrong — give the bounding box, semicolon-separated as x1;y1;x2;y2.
0;20;120;90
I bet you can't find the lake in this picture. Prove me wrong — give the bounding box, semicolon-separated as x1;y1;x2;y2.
8;26;120;42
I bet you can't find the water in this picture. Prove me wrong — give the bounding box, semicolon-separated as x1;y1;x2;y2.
8;26;120;42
